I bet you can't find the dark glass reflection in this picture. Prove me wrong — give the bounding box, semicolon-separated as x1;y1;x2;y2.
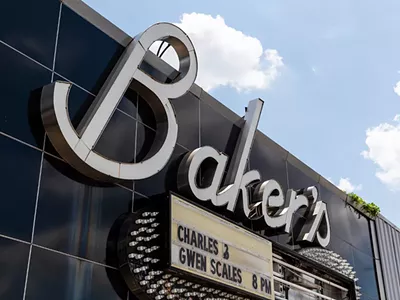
95;110;136;164
0;43;51;148
346;206;373;257
135;122;156;163
0;0;60;68
55;5;124;95
327;234;355;268
34;155;132;266
319;186;353;246
0;135;41;241
0;237;30;300
249;134;289;192
286;161;322;217
200;101;241;160
118;88;138;119
287;161;319;191
25;246;127;300
135;138;187;197
137;95;157;130
171;93;200;150
353;248;379;299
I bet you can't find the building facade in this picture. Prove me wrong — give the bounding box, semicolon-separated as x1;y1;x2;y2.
0;0;396;299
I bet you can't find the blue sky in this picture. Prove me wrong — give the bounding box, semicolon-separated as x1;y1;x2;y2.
84;0;400;226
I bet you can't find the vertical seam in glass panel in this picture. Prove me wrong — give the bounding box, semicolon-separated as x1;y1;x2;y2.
198;96;201;147
285;160;290;188
132;93;139;212
198;98;202;186
22;134;46;300
22;3;63;299
51;4;63;82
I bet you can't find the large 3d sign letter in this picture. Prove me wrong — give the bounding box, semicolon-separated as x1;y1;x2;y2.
41;23;198;181
177;99;263;208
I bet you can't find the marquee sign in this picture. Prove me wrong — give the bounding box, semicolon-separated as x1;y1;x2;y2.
170;195;274;299
117;193;274;300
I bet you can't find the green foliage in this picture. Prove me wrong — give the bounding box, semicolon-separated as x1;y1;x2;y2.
347;193;380;218
348;192;363;205
364;203;380;217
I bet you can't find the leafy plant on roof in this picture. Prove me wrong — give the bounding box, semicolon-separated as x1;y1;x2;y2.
347;192;380;218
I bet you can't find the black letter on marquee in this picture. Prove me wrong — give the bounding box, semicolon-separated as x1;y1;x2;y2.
178;225;184;242
252;274;258;290
179;247;185;264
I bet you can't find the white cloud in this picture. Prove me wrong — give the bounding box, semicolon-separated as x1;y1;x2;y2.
362;116;400;190
394;81;400;97
337;178;362;193
150;13;284;92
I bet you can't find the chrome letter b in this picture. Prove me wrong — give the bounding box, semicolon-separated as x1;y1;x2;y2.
41;23;198;181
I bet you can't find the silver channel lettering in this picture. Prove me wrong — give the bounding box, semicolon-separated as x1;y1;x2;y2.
41;23;198;181
40;22;331;248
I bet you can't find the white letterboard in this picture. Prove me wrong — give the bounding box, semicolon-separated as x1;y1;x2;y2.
170;194;275;299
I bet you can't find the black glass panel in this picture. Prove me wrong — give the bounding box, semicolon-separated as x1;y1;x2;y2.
319;186;353;245
278;215;303;249
287;162;320;191
34;155;132;266
359;296;377;300
132;192;151;212
171;93;200;150
286;162;321;217
94;110;136;164
25;247;127;300
135;122;156;163
200;101;241;160
0;0;59;68
0;237;30;300
135;137;187;197
249;136;288;192
118;89;138;119
55;5;124;95
327;234;355;269
346;206;373;257
0;43;51;147
137;95;157;130
359;295;376;300
0;135;41;241
254;214;302;250
353;248;379;299
250;194;302;248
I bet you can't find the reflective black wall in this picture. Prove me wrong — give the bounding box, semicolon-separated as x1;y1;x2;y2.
0;0;380;300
